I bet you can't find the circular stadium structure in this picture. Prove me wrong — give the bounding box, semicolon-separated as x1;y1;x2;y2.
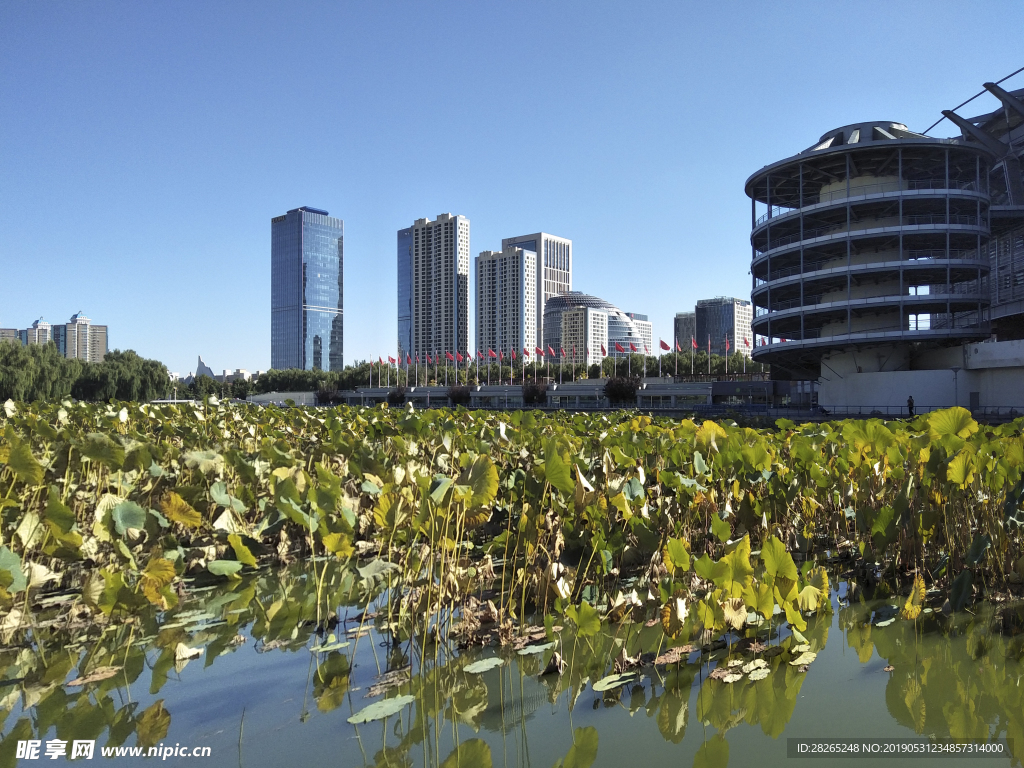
543;291;645;352
745;121;993;379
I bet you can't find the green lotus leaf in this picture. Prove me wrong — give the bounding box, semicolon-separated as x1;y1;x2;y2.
347;694;415;724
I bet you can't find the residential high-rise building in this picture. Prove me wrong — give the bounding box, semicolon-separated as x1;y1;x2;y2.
696;297;753;357
0;329;17;345
626;312;653;354
674;312;696;349
271;207;344;371
20;318;51;346
501;232;572;346
53;312;108;362
475;248;536;357
402;214;470;359
396;226;413;361
560;306;607;366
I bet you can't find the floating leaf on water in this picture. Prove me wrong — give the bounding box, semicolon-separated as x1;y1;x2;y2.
747;667;770;681
791;643;810;654
67;666;122;686
875;618;895;628
347;694;415;723
727;659;744;668
789;651;817;666
721;672;743;684
464;657;505;674
742;659;768;674
207;560;243;577
592;672;640;692
516;641;556;656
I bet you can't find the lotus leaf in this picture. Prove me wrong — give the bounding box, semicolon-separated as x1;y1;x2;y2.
463;657;505;674
591;672;640;692
346;694;415;724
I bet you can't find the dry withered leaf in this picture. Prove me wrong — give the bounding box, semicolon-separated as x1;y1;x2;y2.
654;644;695;666
67;666;122;687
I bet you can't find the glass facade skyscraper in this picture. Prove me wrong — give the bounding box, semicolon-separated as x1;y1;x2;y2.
271;207;344;371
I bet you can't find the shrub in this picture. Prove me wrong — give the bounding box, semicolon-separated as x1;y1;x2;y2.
604;376;640;404
386;386;406;405
523;382;548;405
447;385;471;406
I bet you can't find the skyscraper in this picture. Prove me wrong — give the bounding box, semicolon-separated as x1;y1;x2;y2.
674;312;696;349
53;312;107;362
475;248;537;357
19;318;51;346
695;297;752;357
501;232;571;347
271;207;344;371
400;214;470;360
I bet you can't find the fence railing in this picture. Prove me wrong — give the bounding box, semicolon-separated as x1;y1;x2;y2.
754;178;981;226
757;216;987;254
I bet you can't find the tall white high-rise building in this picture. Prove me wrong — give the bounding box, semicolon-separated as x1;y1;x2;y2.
403;214;470;359
20;318;51;346
501;232;571;348
560;306;607;367
475;248;537;357
54;312;108;362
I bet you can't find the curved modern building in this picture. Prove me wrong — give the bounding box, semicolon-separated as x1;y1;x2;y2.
543;291;647;353
746;121;993;379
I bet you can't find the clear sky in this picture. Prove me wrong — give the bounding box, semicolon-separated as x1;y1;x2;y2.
1;2;1021;376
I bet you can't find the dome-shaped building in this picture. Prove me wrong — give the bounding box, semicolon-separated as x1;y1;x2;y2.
746;120;992;380
543;291;647;354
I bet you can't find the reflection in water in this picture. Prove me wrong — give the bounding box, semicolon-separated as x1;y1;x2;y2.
1;566;1022;767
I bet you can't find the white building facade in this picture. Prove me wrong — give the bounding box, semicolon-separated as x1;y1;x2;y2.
475;247;537;357
500;232;572;348
409;214;470;359
560;306;607;366
626;312;653;354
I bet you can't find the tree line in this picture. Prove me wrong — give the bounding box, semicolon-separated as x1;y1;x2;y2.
0;342;171;402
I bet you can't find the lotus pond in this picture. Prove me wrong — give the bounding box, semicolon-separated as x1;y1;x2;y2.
2;399;1024;765
2;561;1024;767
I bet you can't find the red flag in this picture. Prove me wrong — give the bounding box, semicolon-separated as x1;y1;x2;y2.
601;344;607;356
615;342;625;353
644;344;650;354
629;342;637;352
378;356;383;364
500;351;504;361
691;337;697;350
660;339;670;351
477;350;483;359
488;349;497;358
445;351;455;362
725;338;730;352
535;346;544;357
522;347;529;357
456;352;463;362
560;347;565;358
676;341;682;352
415;355;420;364
388;356;396;364
547;345;556;357
406;355;411;365
744;337;750;348
512;349;517;360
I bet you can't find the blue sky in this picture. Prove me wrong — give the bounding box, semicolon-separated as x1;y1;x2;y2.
1;1;1021;376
